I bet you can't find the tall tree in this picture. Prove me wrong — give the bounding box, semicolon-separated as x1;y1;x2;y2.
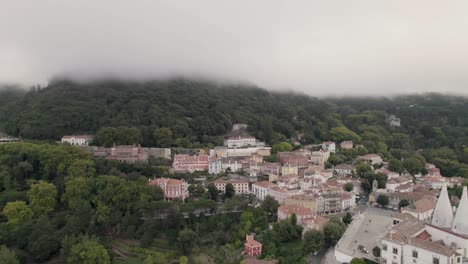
260;196;280;222
177;228;198;255
0;245;19;264
67;240;110;264
154;127;173;147
2;201;33;225
27;181;57;216
224;183;235;199
303;229;324;254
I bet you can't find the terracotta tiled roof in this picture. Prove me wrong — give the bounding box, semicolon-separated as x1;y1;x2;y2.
253;181;275;188
278;204;313;216
408;238;458;256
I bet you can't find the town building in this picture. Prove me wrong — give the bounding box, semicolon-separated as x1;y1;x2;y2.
252;181;276;201
172;154;209;172
226;136;259;148
281;164;298;176
145;148;172;159
386;176;413;192
340;141;353;150
284;194;317;211
277;204;314;222
232;123;248;132
386;114;401;127
315;192;355;215
359;154;383;164
259;163;281;175
375;167;400;180
380;185;468;264
61;135;94;146
321;141;336;153
302;215;329;231
278;152;309;168
333;164;355;176
149;178;189;201
401;197;437;221
106;144;149;163
212;175;250;194
208;157;222;174
422;175;446;189
0;133;20;144
244;234;262;257
267;186;301;204
309;150;330;165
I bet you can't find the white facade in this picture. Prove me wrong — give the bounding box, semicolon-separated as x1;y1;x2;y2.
222;160;243;173
321;141;336;153
310;150;330;165
208;158;222;174
61;135;93;146
226;136;257;148
381;239;461;264
252;181;275;201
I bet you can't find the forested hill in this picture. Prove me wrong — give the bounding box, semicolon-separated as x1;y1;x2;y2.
0;79;333;145
0;80;468;171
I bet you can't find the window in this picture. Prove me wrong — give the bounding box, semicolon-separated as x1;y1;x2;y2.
393;247;398;254
413;250;418;258
382;244;388;251
433;257;440;264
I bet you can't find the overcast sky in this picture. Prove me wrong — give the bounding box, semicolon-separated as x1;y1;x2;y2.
1;1;468;96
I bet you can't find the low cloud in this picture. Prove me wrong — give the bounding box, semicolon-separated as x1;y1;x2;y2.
1;1;468;96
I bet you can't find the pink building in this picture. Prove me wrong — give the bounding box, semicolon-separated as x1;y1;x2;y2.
106;144;149;163
149;178;189;202
260;162;281;175
244;234;262;257
278;152;309;168
172;154;209;172
213;176;250;194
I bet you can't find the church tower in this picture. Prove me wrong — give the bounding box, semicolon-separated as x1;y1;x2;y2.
372;179;378;193
452;186;468;235
431;184;454;228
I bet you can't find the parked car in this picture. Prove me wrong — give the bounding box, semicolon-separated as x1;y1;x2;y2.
358;245;369;253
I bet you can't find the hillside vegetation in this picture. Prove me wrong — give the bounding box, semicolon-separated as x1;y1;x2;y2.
0;80;468;175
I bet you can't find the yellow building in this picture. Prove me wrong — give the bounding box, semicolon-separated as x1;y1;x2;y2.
281;164;298;176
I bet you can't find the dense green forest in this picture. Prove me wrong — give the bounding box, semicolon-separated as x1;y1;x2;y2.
1;79;467;176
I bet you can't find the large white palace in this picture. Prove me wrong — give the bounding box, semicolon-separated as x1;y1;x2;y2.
381;184;468;264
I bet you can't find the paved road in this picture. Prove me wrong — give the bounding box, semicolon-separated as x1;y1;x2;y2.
308;247;340;264
335;207;393;263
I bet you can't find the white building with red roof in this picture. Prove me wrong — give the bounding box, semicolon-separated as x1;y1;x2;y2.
226;136;258;148
386;176;413;193
252;181;276;201
61;135;94;146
